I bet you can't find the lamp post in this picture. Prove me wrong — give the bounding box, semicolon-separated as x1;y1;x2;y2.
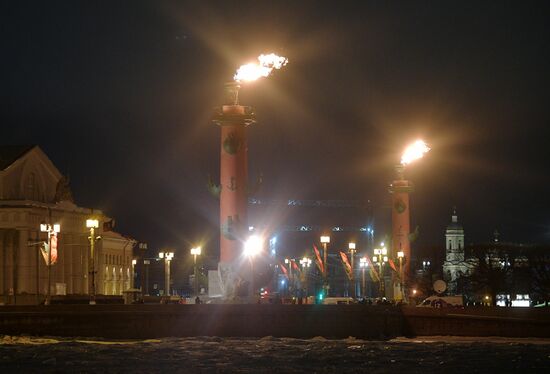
244;235;262;302
284;258;294;297
143;259;150;295
131;259;137;288
359;257;368;298
373;245;387;298
397;251;404;301
158;251;174;296
348;242;356;298
190;247;202;297
299;257;312;302
320;235;330;297
86;219;99;305
138;242;147;298
40;222;60;306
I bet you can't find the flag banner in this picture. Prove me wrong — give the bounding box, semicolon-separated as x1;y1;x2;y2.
388;259;398;273
313;244;324;274
280;263;289;279
50;233;58;265
40;242;50;265
40;233;59;266
339;251;353;280
290;260;302;277
365;254;380;282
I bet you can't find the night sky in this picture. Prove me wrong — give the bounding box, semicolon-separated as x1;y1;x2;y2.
2;1;550;259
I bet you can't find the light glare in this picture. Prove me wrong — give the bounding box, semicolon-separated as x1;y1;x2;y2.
234;53;288;82
401;140;430;165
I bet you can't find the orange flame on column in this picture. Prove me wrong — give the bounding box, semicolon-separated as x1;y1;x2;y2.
401;140;430;165
234;53;288;82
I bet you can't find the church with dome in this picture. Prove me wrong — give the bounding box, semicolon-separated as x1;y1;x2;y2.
442;209;478;295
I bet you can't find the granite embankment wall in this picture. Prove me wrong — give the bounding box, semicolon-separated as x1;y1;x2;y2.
0;305;548;339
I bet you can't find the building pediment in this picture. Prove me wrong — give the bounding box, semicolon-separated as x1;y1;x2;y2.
0;146;62;202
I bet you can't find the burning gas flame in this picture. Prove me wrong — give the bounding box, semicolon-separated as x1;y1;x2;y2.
234;53;288;82
401;140;430;165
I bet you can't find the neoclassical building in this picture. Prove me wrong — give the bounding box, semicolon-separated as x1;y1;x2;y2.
0;145;136;304
442;210;476;294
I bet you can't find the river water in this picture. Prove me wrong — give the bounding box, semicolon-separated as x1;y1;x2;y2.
1;335;549;373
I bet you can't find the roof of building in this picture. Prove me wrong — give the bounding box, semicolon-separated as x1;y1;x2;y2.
446;209;463;231
0;145;36;170
446;222;463;231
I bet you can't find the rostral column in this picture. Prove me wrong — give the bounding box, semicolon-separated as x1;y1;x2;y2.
388;165;413;279
212;82;255;292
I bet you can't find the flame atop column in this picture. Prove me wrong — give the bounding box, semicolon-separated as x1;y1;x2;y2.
234;53;288;82
401;140;430;165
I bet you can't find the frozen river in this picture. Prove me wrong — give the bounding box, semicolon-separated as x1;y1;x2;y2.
1;335;549;373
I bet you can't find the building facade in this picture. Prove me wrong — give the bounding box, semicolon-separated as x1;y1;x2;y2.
0;145;135;304
442;209;476;294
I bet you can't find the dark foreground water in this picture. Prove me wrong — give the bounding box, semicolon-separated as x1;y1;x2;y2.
1;335;549;373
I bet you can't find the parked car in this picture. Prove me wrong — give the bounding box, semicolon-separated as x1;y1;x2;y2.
417;295;464;308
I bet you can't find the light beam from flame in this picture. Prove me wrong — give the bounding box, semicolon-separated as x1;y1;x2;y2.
401;140;430;165
234;53;288;82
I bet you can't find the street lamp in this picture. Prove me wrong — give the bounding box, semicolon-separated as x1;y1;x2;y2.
244;235;263;302
86;218;99;305
348;242;356;298
373;245;387;298
284;258;295;297
159;251;175;296
131;259;137;289
359;257;368;298
299;257;312;302
190;246;202;297
40;222;60;306
143;259;150;295
138;242;148;298
320;235;330;297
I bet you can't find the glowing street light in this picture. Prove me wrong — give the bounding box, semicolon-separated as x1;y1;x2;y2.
359;257;368;298
190;247;202;297
320;235;330;297
159;251;174;296
244;235;263;301
40;221;60;306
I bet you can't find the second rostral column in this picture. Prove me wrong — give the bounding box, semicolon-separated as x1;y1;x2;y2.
212;82;256;297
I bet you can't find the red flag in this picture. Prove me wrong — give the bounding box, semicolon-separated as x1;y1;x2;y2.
50;232;58;265
313;244;324;274
388;259;398;273
291;260;300;272
40;232;58;266
364;254;380;282
279;263;289;279
339;251;353;280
